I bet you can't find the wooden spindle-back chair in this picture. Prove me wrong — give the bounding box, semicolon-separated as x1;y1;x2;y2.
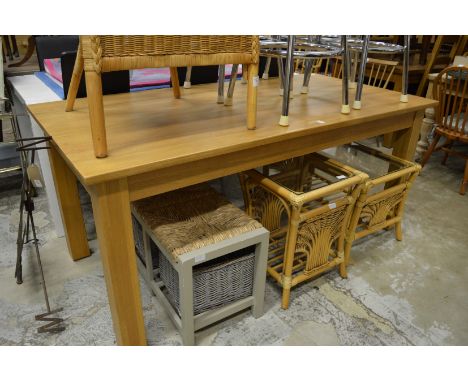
65;35;259;158
365;58;398;89
421;65;468;194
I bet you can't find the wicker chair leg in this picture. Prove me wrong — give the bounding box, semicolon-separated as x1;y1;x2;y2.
420;133;441;168
246;63;259;130
170;67;181;99
460;160;468;195
84;70;108;158
65;43;84;112
179;260;195;346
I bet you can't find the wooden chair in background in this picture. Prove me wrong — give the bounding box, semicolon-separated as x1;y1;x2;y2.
65;35;259;158
421;65;468;195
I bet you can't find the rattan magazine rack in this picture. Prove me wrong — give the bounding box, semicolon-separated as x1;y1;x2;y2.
240;153;367;309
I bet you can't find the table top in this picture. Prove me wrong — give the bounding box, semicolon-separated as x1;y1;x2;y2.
28;74;437;186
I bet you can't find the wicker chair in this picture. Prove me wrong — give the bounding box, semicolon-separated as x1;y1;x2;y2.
421;65;468;195
65;35;260;158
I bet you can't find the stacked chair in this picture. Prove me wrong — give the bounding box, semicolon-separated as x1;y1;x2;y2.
259;35;410;125
65;35;260;158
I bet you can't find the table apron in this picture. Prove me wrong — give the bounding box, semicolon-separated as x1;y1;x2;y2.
128;112;415;202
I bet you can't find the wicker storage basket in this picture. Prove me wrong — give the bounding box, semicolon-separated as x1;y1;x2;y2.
159;246;256;316
240;153;368;309
131;215;159;269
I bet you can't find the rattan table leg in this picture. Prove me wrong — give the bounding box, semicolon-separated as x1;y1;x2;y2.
281;207;300;310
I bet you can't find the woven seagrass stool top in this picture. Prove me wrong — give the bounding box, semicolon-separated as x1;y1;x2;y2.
132;183;262;260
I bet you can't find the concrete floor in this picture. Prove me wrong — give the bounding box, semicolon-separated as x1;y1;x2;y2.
0;142;467;345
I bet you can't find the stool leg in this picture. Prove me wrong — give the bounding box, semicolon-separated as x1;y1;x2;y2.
251;234;268;318
217;65;225;104
353;35;369;110
241;65;247;84
224;64;239;106
400;35;410;103
170;67;181;99
301;59;313;94
262;56;271;80
184;66;192;89
246;63;259;130
278;57;285;96
84;70;107;158
341;35;350;114
65;43;84;112
279;35;295;127
11;36;19;58
179;261;195;346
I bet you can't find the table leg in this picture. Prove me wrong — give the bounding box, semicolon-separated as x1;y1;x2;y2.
90;178;146;345
48;146;90;261
391;110;424;161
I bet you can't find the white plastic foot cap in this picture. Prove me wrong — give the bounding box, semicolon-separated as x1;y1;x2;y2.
352;100;362;110
400;94;409;103
262;73;269;80
341;104;351;114
279;115;289;126
279;88;284;96
349;81;357;89
301;86;309;94
183;81;191;89
217;95;224;104
224;98;233;106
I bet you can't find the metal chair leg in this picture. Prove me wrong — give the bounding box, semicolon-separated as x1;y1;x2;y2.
262;57;271;79
353;35;369;110
225;64;239;106
400;35;410;103
341;35;350;114
301;59;313;94
184;66;192;89
279;35;295;126
217;65;225;104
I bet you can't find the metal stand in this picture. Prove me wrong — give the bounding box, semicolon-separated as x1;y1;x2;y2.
6;99;65;334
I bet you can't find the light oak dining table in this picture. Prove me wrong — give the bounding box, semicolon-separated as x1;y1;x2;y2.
27;74;437;345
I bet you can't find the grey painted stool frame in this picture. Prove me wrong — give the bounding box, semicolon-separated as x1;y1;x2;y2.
131;207;269;345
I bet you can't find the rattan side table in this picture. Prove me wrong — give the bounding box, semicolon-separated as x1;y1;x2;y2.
131;183;269;345
240;153;367;309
